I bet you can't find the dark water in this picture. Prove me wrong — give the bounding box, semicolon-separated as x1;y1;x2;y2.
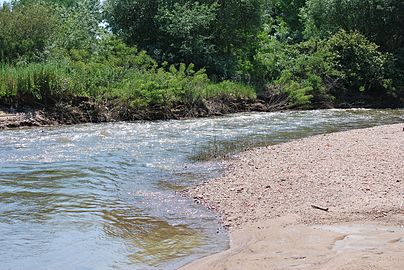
0;109;403;270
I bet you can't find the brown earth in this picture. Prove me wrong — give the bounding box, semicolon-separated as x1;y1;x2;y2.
0;96;279;130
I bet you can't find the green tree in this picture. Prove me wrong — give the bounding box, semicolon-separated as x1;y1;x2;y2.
255;33;339;107
262;0;306;38
301;0;404;53
51;0;102;55
103;0;159;50
301;0;403;96
15;0;77;7
104;0;264;78
0;2;58;63
155;1;218;67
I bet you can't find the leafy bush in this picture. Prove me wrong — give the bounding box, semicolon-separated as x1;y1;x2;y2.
255;33;339;107
107;63;208;108
108;63;256;108
325;30;396;105
254;28;399;107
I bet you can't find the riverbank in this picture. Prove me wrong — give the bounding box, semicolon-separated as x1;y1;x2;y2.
0;96;278;130
181;124;404;269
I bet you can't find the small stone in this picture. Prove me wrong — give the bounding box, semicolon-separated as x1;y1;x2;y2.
193;194;203;199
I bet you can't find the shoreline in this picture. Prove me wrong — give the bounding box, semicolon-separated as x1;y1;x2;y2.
2;96;403;130
181;124;404;269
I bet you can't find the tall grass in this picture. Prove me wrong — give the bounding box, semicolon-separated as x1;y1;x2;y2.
0;63;76;101
190;136;271;161
203;81;256;99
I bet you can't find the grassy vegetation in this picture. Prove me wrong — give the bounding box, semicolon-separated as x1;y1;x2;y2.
106;64;256;109
0;63;75;102
190;136;272;161
0;61;256;109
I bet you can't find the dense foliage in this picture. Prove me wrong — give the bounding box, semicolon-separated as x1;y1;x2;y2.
0;36;256;108
255;0;403;107
0;0;403;110
0;2;58;63
104;0;263;78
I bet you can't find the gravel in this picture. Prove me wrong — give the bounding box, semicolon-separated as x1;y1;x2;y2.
188;124;404;229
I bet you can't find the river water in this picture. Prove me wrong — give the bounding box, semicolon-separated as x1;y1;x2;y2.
0;109;403;270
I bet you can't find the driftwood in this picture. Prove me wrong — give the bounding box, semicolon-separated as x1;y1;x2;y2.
311;204;329;212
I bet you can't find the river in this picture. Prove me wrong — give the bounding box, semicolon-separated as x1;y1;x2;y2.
0;109;403;269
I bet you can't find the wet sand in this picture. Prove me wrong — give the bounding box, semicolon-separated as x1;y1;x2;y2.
181;215;404;270
181;124;404;269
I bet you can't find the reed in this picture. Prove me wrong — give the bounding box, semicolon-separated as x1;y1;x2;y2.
0;63;76;101
190;136;272;161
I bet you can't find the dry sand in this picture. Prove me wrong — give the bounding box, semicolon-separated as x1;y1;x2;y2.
180;124;404;270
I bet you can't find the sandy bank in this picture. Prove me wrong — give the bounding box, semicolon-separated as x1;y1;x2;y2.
181;215;404;270
181;124;404;269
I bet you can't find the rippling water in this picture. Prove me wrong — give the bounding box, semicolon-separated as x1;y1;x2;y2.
0;109;403;269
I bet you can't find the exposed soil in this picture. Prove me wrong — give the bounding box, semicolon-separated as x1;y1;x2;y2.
0;96;280;130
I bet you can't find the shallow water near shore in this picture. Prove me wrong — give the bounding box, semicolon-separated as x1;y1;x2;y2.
0;109;403;269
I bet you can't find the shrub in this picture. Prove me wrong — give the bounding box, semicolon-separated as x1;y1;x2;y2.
107;63;255;108
325;30;396;105
255;34;339;107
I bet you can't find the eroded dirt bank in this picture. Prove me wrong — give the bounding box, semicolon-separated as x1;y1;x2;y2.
0;96;277;130
181;124;404;270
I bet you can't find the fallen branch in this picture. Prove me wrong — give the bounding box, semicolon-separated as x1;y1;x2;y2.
311;204;329;212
